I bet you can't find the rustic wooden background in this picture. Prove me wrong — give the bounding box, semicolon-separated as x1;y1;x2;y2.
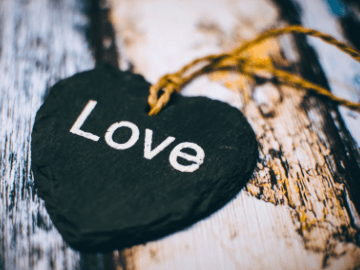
1;0;360;269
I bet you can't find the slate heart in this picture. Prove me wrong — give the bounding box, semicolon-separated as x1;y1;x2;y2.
31;64;258;252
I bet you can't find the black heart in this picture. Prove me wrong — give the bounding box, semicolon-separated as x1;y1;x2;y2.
31;64;258;252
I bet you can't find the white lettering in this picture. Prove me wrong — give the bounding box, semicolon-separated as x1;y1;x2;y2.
169;142;205;172
70;100;206;172
70;100;100;141
144;129;175;160
105;121;140;150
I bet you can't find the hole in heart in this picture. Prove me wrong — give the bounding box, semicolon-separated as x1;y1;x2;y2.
144;104;151;114
158;89;165;98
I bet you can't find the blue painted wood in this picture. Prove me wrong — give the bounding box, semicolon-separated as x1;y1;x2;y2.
0;0;95;268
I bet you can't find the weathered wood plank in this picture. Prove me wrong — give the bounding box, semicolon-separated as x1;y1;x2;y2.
295;0;360;148
107;0;360;269
292;0;360;228
0;0;95;269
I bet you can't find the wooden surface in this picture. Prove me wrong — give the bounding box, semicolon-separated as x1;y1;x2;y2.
296;0;360;146
1;0;360;269
0;0;95;269
109;0;360;269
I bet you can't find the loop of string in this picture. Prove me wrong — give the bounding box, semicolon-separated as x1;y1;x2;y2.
147;25;360;116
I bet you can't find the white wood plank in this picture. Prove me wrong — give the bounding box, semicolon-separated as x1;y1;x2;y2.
295;0;360;149
108;0;360;269
0;0;94;269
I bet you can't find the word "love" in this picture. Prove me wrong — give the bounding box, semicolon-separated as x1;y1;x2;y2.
69;100;205;173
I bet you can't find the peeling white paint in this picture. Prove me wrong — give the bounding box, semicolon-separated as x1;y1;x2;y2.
295;0;360;146
0;0;94;268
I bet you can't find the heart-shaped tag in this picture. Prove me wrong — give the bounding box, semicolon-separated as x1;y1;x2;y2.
31;64;258;252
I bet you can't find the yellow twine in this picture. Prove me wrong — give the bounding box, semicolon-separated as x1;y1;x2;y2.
147;25;360;116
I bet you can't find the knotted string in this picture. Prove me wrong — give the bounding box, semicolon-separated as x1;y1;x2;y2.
147;25;360;116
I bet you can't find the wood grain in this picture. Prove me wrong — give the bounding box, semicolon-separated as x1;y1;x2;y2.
292;0;360;224
2;0;360;269
0;0;94;268
295;0;360;146
107;0;360;269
